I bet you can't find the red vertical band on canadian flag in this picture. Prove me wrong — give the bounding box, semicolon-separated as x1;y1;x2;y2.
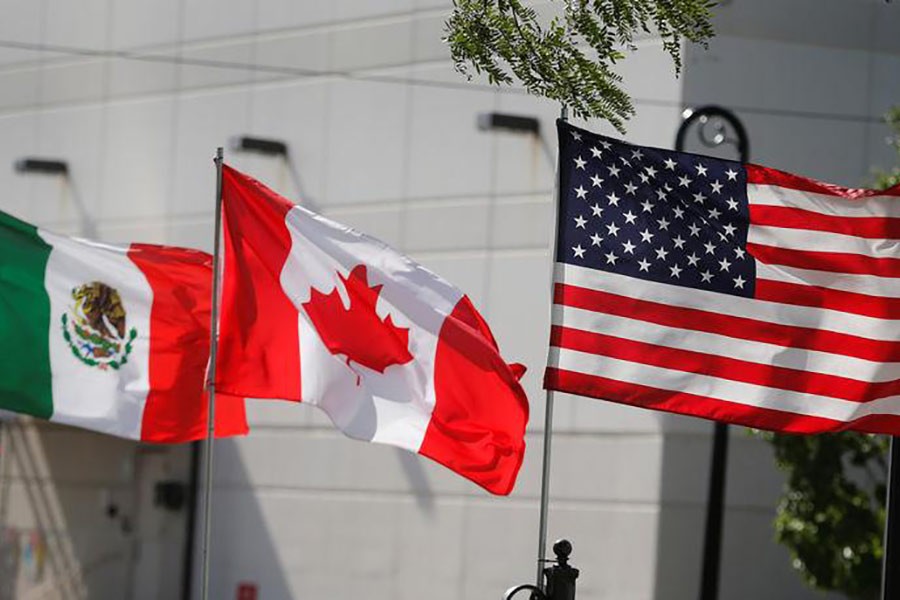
128;244;248;442
421;296;528;495
217;166;301;401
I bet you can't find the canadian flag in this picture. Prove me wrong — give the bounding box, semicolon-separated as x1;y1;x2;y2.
216;166;529;495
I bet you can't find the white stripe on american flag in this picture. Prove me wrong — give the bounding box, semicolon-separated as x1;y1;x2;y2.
557;262;900;342
749;183;900;217
756;263;900;297
550;347;900;422
749;225;899;259
552;304;900;383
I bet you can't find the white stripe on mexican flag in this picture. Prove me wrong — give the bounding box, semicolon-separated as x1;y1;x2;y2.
0;210;247;442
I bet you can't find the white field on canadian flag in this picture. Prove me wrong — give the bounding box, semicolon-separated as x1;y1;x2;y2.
551;178;900;428
280;205;463;451
40;231;153;439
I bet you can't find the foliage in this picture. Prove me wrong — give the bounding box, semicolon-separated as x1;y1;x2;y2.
444;0;716;132
762;108;900;600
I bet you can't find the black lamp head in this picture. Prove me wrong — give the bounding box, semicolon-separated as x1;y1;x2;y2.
14;158;69;175
477;112;541;136
229;136;289;157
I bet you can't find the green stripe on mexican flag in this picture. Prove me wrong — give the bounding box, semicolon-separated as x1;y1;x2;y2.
0;210;247;442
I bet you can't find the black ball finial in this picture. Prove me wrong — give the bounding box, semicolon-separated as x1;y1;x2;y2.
553;539;572;564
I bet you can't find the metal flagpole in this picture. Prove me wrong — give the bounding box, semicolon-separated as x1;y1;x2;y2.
200;147;225;600
882;438;900;599
674;105;749;600
536;105;568;589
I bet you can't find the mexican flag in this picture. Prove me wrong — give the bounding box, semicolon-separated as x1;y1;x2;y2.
0;210;247;442
216;166;529;495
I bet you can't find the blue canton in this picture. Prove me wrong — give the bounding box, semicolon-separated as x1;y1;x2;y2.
556;120;755;297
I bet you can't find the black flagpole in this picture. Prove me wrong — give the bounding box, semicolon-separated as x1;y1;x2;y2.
674;105;749;600
882;439;900;599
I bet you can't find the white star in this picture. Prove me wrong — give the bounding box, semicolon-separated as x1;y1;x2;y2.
723;223;736;237
601;140;612;150
590;146;602;159
710;180;723;194
718;231;728;242
672;235;686;249
622;240;636;254
606;222;620;237
624;182;638;195
575;185;588;199
620;156;631;167
704;241;716;254
701;270;713;283
608;165;621;177
591;174;604;188
639;229;654;243
656;188;667;200
575;156;586;170
571;130;582;141
670;264;683;278
607;193;621;206
695;163;708;177
689;223;701;237
718;258;732;272
574;215;587;229
672;206;685;219
733;275;746;289
573;244;585;258
734;247;746;259
726;197;739;211
623;211;638;224
687;253;700;266
632;149;643;161
657;217;670;230
693;192;706;204
725;168;738;181
709;208;721;220
605;251;619;265
639;173;650;184
655;246;669;261
638;258;652;272
645;166;657;179
591;204;603;217
640;199;654;213
664;158;677;170
590;232;603;246
679;175;692;188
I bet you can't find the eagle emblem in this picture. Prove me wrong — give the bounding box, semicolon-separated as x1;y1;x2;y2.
61;282;137;370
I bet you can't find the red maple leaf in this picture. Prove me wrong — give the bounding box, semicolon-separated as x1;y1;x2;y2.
302;265;413;375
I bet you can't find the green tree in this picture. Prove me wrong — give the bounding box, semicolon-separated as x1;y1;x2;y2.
444;0;716;132
760;107;900;600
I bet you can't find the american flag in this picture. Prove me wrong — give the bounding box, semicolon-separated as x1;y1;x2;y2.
544;119;900;434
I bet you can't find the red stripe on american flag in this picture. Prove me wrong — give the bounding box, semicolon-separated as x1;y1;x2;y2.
555;283;900;362
544;367;900;436
747;164;900;199
750;205;900;239
747;242;900;278
754;278;900;320
550;326;900;403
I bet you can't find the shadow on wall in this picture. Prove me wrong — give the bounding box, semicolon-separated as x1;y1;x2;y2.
0;419;200;600
650;425;844;600
193;437;294;600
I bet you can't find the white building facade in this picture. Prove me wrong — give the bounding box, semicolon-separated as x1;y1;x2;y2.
0;0;897;598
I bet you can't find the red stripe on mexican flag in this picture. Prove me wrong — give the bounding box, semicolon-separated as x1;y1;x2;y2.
216;166;529;495
0;210;247;442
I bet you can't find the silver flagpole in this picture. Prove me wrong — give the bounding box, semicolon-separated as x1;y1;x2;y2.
200;147;225;600
536;105;568;589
